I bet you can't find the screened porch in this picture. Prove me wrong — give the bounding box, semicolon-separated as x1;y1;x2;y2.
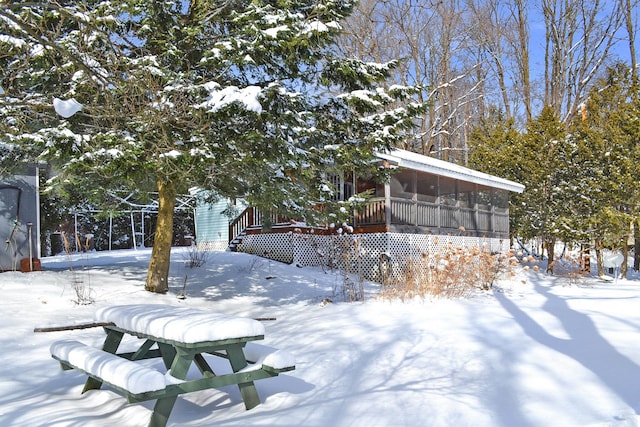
342;169;512;239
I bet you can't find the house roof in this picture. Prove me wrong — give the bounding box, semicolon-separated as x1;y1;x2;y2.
376;149;525;193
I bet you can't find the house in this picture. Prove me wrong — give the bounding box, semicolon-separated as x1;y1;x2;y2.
195;149;524;281
194;196;245;251
0;164;41;271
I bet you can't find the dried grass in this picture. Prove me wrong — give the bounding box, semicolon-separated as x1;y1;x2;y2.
379;240;525;301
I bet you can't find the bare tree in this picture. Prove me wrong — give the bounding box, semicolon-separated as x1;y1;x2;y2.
509;0;533;121
339;0;483;163
467;0;513;118
541;0;625;122
622;0;638;91
339;0;631;159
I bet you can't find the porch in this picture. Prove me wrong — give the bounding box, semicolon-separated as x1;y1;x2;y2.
228;195;510;247
195;149;524;281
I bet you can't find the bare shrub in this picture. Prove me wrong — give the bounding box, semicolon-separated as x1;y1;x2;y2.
328;227;366;302
71;276;95;305
238;256;266;273
183;245;209;268
551;252;587;286
62;251;94;305
379;241;520;301
292;224;366;302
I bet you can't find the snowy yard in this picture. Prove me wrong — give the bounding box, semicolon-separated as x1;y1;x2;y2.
1;247;639;426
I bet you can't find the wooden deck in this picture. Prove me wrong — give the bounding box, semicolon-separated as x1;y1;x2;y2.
230;197;509;247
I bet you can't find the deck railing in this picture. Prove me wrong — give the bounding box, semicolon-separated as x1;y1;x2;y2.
228;207;288;243
229;207;255;243
354;198;508;235
354;198;386;225
230;198;509;243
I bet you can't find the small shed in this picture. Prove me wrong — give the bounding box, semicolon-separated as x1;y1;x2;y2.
1;164;40;271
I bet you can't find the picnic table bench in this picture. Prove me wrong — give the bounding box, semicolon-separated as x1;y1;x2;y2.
49;304;295;427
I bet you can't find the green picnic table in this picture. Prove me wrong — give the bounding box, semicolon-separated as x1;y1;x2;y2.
50;304;295;427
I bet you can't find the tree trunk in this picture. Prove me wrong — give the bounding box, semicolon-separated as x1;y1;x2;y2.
621;236;629;279
634;219;640;272
514;0;531;121
595;237;605;278
624;0;637;94
145;178;177;293
545;236;556;274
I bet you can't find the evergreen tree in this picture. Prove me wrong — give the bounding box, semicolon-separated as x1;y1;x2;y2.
468;108;523;241
0;1;422;292
567;64;640;277
470;106;567;271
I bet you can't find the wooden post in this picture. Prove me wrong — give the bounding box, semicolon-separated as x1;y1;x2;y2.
74;213;79;252
384;181;391;230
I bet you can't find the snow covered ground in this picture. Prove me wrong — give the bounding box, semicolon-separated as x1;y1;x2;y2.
1;247;639;427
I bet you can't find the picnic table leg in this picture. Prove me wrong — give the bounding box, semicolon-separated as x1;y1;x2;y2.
157;342;176;369
226;344;261;410
82;329;123;393
194;353;215;376
148;348;194;427
129;339;156;361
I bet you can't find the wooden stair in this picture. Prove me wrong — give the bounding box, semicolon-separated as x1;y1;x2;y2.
227;231;245;252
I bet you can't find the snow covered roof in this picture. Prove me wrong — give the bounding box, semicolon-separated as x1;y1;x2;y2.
376;149;525;193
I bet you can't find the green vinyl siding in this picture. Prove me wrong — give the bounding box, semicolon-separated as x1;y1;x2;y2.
195;198;229;244
195;193;248;250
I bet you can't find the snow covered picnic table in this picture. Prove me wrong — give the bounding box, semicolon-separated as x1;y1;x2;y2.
49;304;295;427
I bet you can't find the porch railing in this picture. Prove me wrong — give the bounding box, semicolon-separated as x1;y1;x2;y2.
229;198;510;244
355;197;508;235
228;207;288;243
354;198;386;225
229;207;255;243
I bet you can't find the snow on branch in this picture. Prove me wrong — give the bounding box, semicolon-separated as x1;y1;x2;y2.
53;98;83;118
196;83;263;113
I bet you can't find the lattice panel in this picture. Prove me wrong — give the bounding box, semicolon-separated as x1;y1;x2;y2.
196;241;229;252
235;232;509;282
236;234;294;264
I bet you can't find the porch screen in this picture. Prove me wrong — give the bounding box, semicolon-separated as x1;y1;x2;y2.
390;169;414;198
357;175;384;197
457;181;476;208
477;185;492;210
494;189;509;213
416;172;438;202
439;177;456;206
494;189;509;234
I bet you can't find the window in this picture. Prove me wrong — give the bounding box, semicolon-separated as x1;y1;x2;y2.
343;171;354;200
326;174;342;201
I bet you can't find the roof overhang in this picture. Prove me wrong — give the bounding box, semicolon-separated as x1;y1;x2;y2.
376;149;525;193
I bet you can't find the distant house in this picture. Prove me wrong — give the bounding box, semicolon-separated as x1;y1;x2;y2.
0;164;41;271
195;149;524;281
